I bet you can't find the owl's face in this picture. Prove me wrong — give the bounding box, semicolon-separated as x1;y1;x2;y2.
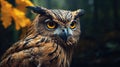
27;6;85;45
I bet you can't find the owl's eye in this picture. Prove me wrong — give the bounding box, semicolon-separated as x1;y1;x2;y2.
70;21;77;29
45;19;57;29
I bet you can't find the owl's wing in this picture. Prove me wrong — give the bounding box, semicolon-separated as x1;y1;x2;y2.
0;35;56;67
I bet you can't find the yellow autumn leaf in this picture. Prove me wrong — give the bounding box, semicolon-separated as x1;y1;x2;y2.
11;8;31;30
1;0;12;28
1;0;33;30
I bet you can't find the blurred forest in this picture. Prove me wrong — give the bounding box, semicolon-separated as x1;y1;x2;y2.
0;0;120;67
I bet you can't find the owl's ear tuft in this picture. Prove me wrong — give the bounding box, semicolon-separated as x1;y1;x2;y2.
73;9;85;18
26;6;47;15
77;9;85;17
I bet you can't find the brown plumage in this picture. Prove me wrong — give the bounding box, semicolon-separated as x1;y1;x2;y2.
0;6;85;67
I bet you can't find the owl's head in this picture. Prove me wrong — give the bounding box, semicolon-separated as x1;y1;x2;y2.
27;6;85;46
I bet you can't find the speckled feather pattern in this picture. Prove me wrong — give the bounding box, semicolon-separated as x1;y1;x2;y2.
0;34;73;67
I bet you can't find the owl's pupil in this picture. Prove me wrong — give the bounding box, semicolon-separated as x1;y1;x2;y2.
46;20;57;29
71;22;74;26
70;21;77;29
49;22;54;26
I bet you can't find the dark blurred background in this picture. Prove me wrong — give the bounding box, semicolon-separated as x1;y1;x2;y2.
0;0;120;67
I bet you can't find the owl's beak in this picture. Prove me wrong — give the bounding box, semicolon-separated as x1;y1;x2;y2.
59;28;72;42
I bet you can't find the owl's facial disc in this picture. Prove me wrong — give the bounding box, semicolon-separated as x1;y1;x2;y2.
44;18;74;42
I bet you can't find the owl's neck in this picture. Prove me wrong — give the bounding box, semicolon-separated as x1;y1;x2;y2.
48;44;74;67
47;39;74;67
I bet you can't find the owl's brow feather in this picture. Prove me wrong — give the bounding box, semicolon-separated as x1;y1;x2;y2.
50;9;73;24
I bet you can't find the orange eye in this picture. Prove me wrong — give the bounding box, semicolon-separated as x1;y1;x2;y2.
46;21;57;29
70;21;77;29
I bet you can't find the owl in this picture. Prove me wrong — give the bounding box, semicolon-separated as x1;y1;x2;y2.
0;6;84;67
